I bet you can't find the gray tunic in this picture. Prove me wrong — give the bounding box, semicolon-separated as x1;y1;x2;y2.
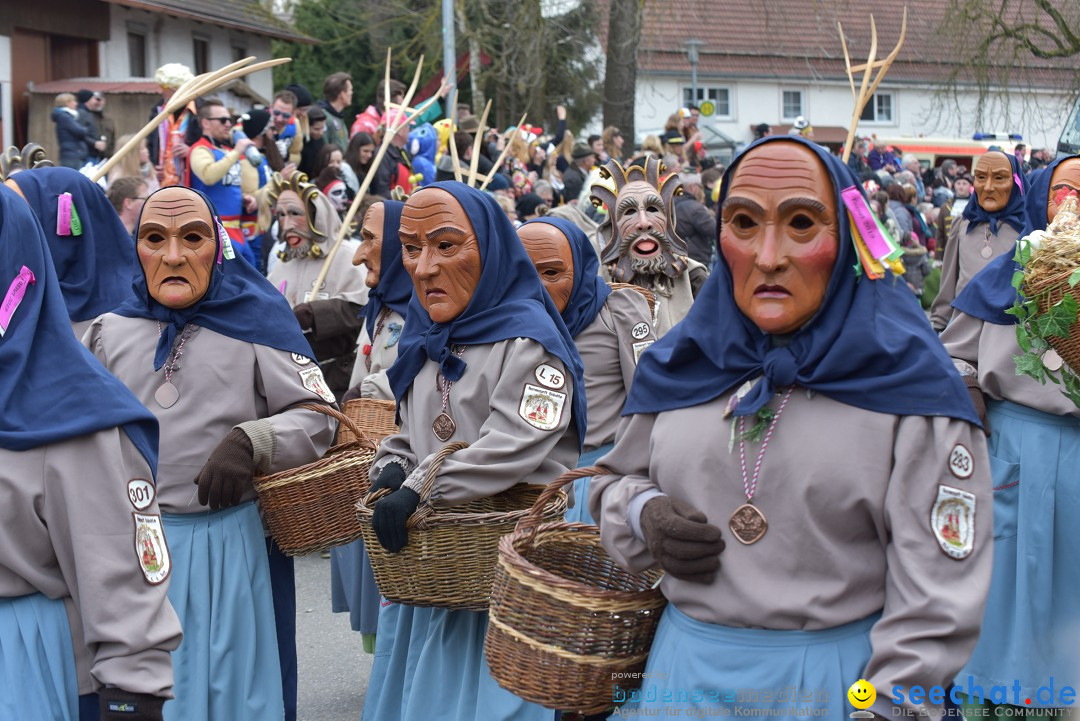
372;339;579;507
575;289;653;450
653;257;706;337
931;219;1020;331
84;315;337;513
941;310;1080;418
590;388;993;718
347;308;405;399
268;239;369;307
0;428;182;696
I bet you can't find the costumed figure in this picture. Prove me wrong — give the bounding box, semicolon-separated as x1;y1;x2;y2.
7;165;138;339
409;123;439;187
930;151;1026;331
0;183;181;721
330;200;410;652
84;186;338;721
148;63;197;188
360;182;586;721
266;172;369;399
590;136;994;718
591;156;708;336
518;216;654;525
945;154;1080;712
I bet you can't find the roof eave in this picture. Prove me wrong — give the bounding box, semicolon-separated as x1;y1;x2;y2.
103;0;318;44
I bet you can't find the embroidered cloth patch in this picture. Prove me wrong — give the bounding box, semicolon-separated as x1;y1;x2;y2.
126;479;156;511
134;513;171;584
533;363;565;390
298;366;336;402
632;340;654;364
948;443;974;480
931;485;976;560
518;384;566;431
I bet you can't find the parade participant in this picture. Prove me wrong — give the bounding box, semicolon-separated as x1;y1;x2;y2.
9;165;136;339
361;182;586;721
518;216;653;524
85;186;337;721
590;136;993;719
331;200;409;653
946;154;1080;713
147;63;197;188
0;183;181;721
266;172;369;398
592;156;708;335
930;150;1026;331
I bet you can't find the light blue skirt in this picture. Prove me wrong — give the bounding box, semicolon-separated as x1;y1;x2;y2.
564;443;614;525
162;502;284;721
624;604;875;718
329;539;380;635
955;400;1080;703
0;594;79;721
361;602;552;721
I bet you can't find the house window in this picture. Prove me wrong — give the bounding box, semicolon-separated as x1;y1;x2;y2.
232;45;247;63
781;90;803;120
859;92;895;123
127;31;147;77
682;86;732;119
193;36;210;75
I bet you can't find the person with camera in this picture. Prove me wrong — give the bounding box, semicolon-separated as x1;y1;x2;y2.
187;99;258;256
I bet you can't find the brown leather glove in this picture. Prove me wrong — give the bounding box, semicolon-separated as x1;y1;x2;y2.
963;375;991;436
194;428;256;509
640;495;725;584
293;303;315;331
99;689;166;720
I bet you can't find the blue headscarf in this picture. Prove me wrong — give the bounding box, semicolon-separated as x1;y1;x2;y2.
0;185;158;473
952;154;1079;325
623;136;980;427
521;216;612;338
11;166;136;322
113;186;313;370
387;182;588;448
961;151;1027;235
363;200;412;339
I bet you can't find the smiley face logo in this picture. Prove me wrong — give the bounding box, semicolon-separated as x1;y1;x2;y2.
848;679;876;710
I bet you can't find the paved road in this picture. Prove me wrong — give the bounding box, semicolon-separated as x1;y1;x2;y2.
295;553;373;721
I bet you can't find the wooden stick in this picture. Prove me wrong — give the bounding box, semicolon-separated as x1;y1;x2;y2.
306;55;425;302
383;47;392;120
840;7;907;163
90;57;290;182
448;100;463;183
467;100;492;187
478;112;527;191
838;22;857;105
841;16;878;164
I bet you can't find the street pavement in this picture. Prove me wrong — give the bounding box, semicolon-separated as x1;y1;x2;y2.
295;552;373;721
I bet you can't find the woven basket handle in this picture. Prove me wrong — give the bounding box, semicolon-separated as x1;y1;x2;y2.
515;464;612;545
295;402;377;451
407;441;470;527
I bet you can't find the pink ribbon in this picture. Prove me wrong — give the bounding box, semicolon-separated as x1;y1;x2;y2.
0;266;36;337
56;193;73;236
841;185;893;260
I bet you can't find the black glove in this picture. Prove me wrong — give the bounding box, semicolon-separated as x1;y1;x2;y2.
99;689;166;721
294;303;315;331
369;462;406;495
640;496;725;584
194;428;256;509
342;382;364;403
372;487;421;553
963;375;992;437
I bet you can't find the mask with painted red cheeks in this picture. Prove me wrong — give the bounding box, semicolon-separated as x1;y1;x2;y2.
720;141;839;335
517;221;575;314
1048;157;1080;223
353;201;385;289
136;186;217;309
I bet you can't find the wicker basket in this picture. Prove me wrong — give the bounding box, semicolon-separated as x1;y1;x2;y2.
356;442;569;611
485;466;666;714
254;403;378;556
1026;269;1080;373
339;398;398;446
609;282;656;316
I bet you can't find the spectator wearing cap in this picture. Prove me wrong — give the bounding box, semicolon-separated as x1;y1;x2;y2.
298;106;327;178
318;72;352;153
106;176;148;235
83;91;114;160
270;90;303;167
51;93;101;169
674;172;718;268
562;142;596;205
516;193;548;223
148;63;198;187
282;83;314;136
238;108;276;268
74;90;100;155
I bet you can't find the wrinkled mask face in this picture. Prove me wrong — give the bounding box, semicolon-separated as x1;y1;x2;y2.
1048;157;1080;223
325;181;348;213
353;202;385;289
720;141;839;335
275;189;317;262
399;189;483;323
608;179;687;296
136;186;217;309
973;153;1014;213
518;222;574;314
